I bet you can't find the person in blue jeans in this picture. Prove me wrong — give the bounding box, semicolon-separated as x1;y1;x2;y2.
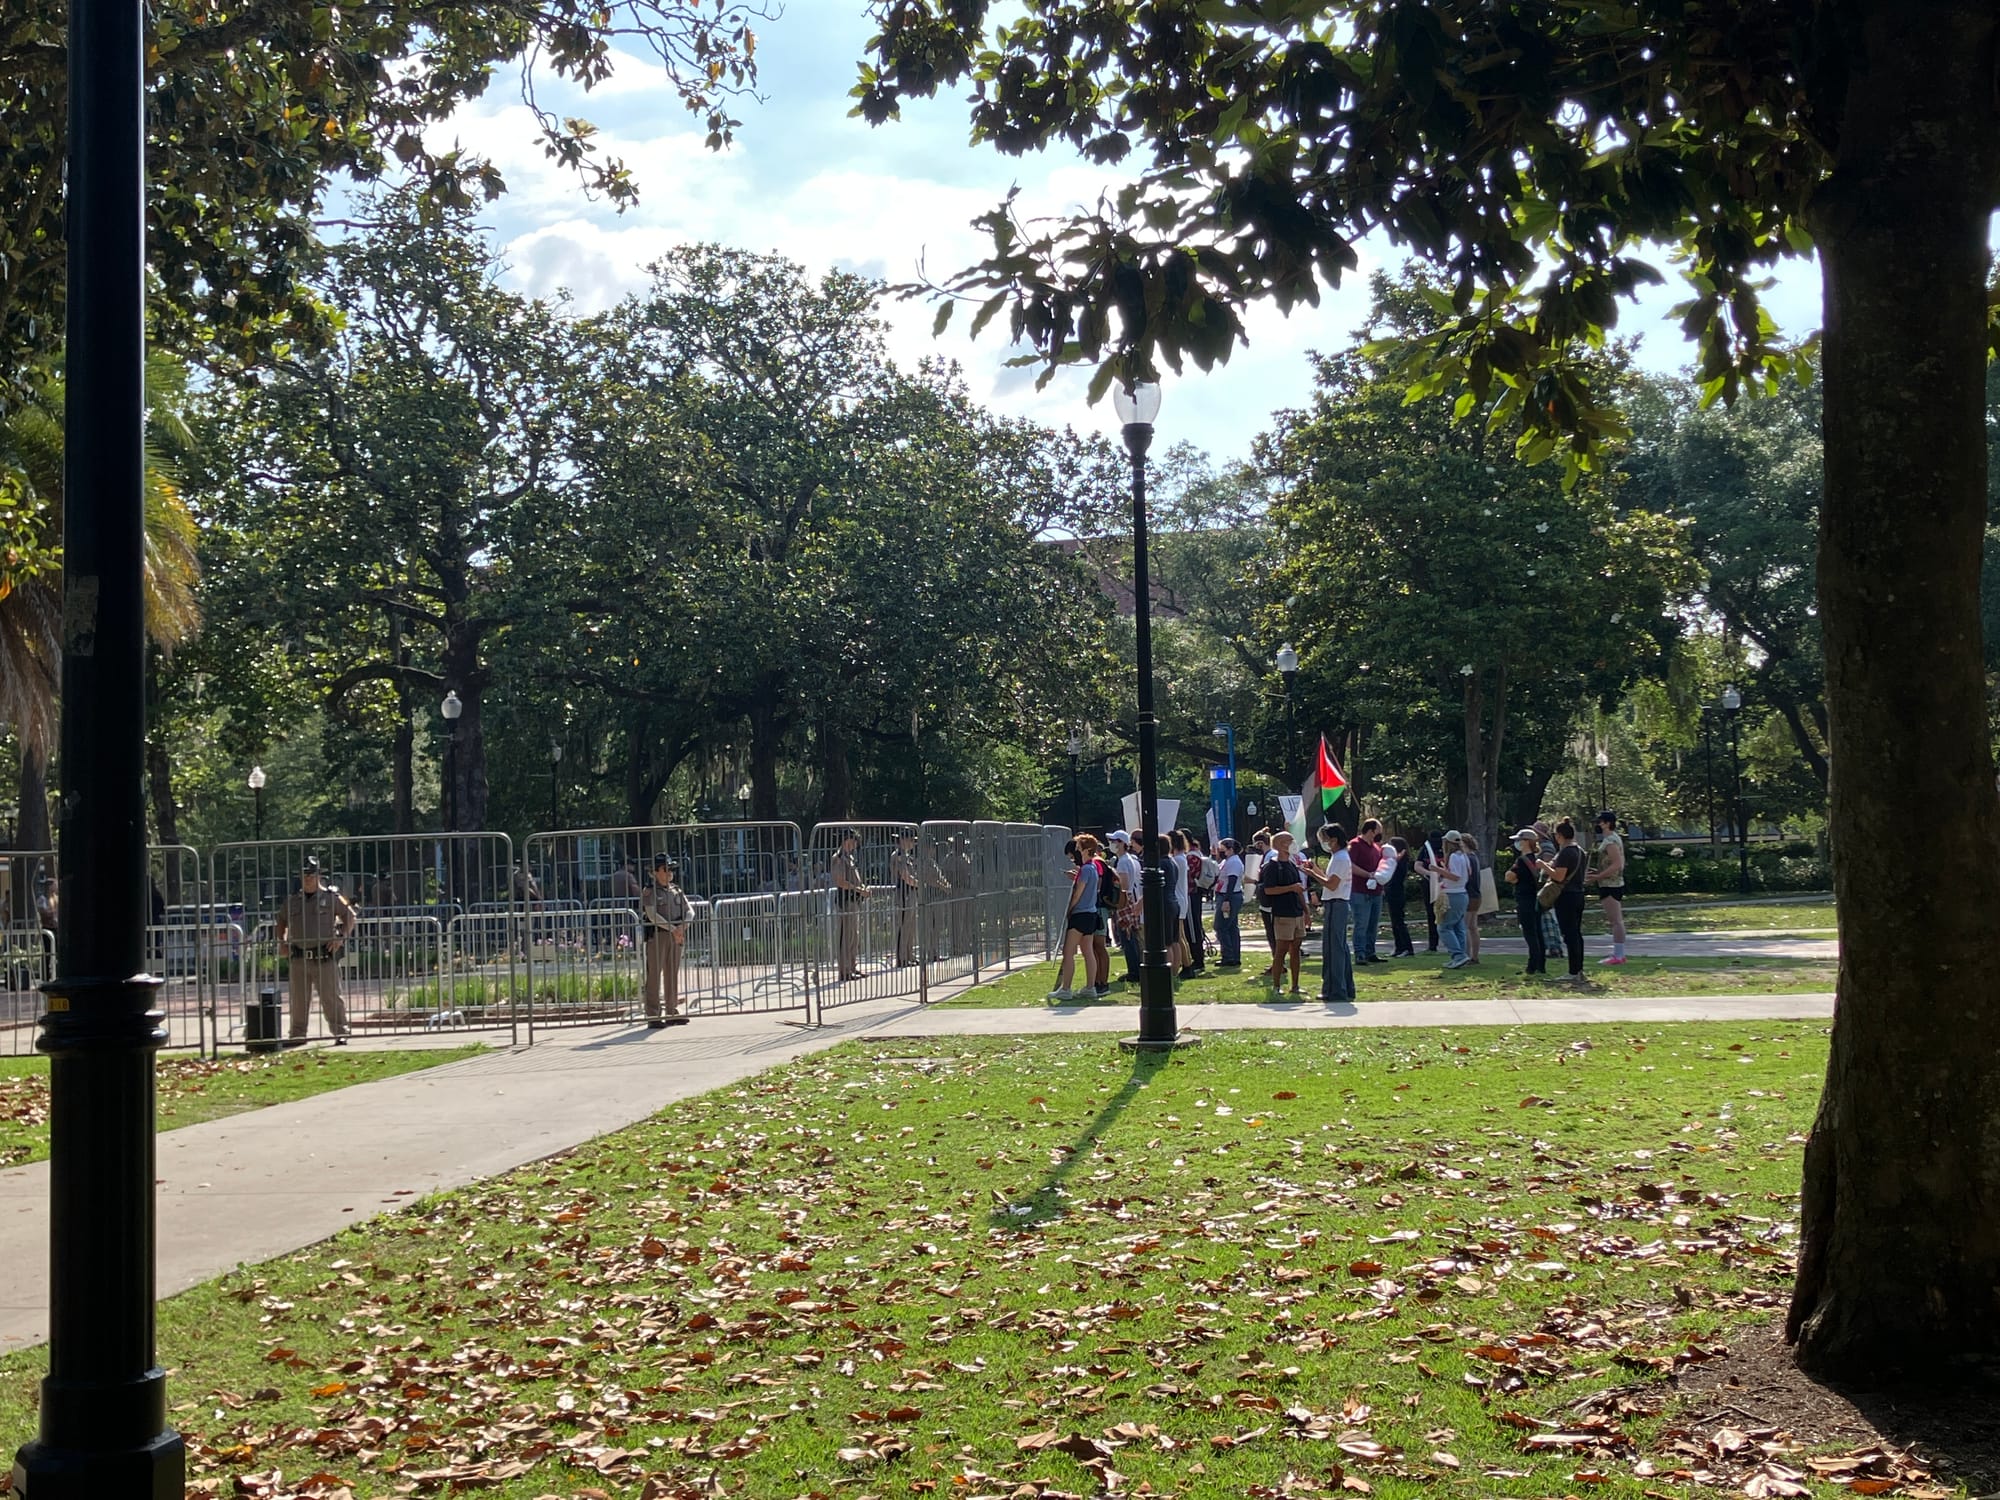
1212;839;1245;967
1438;828;1472;967
1347;819;1385;965
1310;823;1355;1002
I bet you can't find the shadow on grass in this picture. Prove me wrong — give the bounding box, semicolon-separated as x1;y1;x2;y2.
987;1048;1176;1230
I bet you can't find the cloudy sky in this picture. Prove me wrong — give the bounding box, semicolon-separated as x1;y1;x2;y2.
442;3;1825;463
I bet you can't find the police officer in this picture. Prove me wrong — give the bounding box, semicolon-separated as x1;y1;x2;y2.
890;829;920;967
641;854;692;1027
829;829;867;981
275;856;357;1044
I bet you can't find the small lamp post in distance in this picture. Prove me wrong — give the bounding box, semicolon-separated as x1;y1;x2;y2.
247;765;266;843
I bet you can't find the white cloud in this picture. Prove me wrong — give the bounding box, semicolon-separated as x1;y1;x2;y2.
440;9;1828;461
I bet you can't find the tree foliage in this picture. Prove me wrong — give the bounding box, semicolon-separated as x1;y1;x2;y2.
0;0;762;402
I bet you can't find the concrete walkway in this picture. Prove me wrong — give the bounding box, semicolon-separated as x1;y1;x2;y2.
0;970;1835;1353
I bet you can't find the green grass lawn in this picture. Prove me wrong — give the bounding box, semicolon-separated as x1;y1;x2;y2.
0;1047;483;1170
944;955;1837;1009
0;1022;1896;1500
1600;898;1838;935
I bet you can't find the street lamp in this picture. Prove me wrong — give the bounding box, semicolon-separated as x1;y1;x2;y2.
736;781;752;821
1720;685;1749;894
1594;748;1609;813
547;737;563;831
1066;728;1085;833
439;691;464;905
1111;378;1188;1051
13;0;188;1488
1275;644;1299;788
1701;708;1718;853
1211;723;1237;841
248;765;267;843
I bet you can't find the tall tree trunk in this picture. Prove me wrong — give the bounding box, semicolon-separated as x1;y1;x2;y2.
748;690;781;820
1785;0;2000;1380
818;720;852;824
625;708;654;827
1461;673;1488;849
18;744;50;855
14;745;49;927
146;738;181;904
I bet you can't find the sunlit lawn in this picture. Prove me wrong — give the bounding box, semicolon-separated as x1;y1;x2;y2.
0;1047;484;1170
0;1022;1889;1499
941;955;1836;1010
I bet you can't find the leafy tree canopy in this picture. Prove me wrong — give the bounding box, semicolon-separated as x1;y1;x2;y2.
0;0;760;400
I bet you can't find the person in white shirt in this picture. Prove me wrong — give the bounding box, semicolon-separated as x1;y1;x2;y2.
1167;830;1194;977
1439;830;1473;968
1307;822;1355;1002
1213;839;1246;967
1107;831;1144;982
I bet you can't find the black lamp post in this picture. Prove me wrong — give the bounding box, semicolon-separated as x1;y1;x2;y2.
1701;710;1718;852
1721;685;1749;894
736;781;752;821
440;691;462;902
548;737;562;831
12;0;188;1489
1275;644;1299;778
1594;748;1609;813
1066;729;1084;833
248;765;266;843
1114;380;1188;1051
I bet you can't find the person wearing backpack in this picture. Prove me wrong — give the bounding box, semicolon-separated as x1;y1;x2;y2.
1259;831;1309;995
1049;835;1108;1001
1088;842;1121;990
1107;831;1144;981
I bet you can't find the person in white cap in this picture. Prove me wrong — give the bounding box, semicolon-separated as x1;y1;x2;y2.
1107;831;1143;981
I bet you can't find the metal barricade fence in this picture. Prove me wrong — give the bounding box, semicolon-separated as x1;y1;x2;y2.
919;820;976;990
0;849;56;1056
969;822;1008;971
150;844;207;1052
520;823;807;1037
806;822;927;1011
1003;823;1052;963
207;833;517;1046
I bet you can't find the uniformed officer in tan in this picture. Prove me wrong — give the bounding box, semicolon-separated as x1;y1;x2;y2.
829;829;867;981
891;829;920;967
641;855;693;1027
275;857;357;1044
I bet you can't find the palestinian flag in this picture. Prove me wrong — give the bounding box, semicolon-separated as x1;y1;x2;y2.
1318;735;1348;809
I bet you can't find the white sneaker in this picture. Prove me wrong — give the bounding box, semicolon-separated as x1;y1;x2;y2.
1047;988;1074;1001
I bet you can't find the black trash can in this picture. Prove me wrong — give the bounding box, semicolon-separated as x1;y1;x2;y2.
245;986;282;1054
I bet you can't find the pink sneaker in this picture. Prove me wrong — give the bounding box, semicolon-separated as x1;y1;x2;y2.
1599;955;1627;966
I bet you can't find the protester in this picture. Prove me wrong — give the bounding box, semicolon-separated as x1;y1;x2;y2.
1541;819;1590;979
1503;828;1547;976
1213;838;1245;967
1458;832;1485;965
1585;811;1629;965
1383;834;1415;957
1107;831;1144;981
1259;830;1309;995
1183;832;1211;974
1160;833;1191;975
1532;820;1565;963
1438;830;1472;968
1086;835;1117;992
1049;834;1106;1001
1309;822;1355;1002
1348;818;1385;966
1246;829;1275;956
1415;832;1444;952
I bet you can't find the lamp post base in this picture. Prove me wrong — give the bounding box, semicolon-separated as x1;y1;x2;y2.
1119;1032;1201;1053
14;1429;185;1499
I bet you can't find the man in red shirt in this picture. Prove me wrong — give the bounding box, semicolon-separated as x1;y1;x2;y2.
1348;819;1386;964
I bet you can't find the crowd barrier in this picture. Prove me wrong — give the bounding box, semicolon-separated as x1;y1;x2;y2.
0;818;1077;1054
